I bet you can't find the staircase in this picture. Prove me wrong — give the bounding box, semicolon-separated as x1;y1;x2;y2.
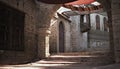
35;51;114;66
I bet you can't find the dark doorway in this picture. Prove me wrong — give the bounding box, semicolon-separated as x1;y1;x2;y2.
59;22;65;53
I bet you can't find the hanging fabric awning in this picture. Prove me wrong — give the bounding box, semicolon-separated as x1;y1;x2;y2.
61;0;103;15
37;0;76;4
62;5;103;15
62;0;103;15
65;0;95;5
63;4;103;12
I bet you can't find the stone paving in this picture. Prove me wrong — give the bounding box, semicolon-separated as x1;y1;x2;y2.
0;53;119;69
0;62;120;69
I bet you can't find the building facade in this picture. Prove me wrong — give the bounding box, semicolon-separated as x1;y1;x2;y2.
50;7;110;54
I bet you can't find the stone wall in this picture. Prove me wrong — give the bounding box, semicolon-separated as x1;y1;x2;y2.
88;30;110;51
90;13;108;31
0;0;61;64
89;13;110;51
70;15;88;52
49;17;58;53
50;14;71;53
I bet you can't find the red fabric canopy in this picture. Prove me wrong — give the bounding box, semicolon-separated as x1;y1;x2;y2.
65;0;95;5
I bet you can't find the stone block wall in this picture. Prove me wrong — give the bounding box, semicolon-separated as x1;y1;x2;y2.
50;15;71;53
49;17;58;53
70;15;88;52
88;13;110;52
88;30;110;51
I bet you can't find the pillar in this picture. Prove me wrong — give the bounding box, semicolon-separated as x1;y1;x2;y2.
37;28;50;58
111;0;120;63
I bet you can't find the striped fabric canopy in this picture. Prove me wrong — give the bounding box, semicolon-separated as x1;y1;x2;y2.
65;0;95;5
63;5;103;15
63;0;103;15
37;0;102;15
63;4;103;12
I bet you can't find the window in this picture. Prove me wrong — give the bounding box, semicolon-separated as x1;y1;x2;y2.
80;15;87;23
80;15;90;32
0;2;25;51
96;15;100;30
103;17;108;31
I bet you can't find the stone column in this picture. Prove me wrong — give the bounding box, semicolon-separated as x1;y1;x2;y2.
37;28;50;58
35;1;60;58
111;0;120;63
107;9;115;63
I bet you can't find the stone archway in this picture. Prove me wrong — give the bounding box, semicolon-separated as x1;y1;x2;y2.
35;2;61;58
37;0;119;63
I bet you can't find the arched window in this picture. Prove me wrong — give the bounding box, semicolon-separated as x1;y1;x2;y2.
103;17;108;31
96;15;100;30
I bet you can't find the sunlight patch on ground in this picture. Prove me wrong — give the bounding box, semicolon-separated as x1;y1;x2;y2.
13;67;44;69
31;63;70;67
0;67;45;69
37;60;78;64
50;55;98;58
0;67;14;69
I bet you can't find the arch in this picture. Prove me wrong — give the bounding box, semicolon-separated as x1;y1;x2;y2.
103;17;108;31
59;22;65;53
96;15;100;30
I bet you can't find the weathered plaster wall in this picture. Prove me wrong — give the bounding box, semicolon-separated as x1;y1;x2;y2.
90;13;108;31
70;15;88;51
89;13;110;51
88;30;110;51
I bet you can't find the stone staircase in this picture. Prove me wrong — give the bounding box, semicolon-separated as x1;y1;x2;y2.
36;51;114;66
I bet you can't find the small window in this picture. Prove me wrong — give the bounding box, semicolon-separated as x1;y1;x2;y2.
96;15;100;30
103;17;108;31
80;15;87;23
80;15;90;32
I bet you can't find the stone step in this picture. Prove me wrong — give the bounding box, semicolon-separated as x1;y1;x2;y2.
39;52;114;65
48;56;110;62
51;51;110;56
38;56;113;65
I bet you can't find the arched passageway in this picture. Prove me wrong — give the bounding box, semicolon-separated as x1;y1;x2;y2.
1;0;120;64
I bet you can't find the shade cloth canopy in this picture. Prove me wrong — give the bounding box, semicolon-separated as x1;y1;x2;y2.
65;0;95;5
37;0;95;5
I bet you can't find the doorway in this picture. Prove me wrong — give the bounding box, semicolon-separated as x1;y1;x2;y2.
59;22;65;53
